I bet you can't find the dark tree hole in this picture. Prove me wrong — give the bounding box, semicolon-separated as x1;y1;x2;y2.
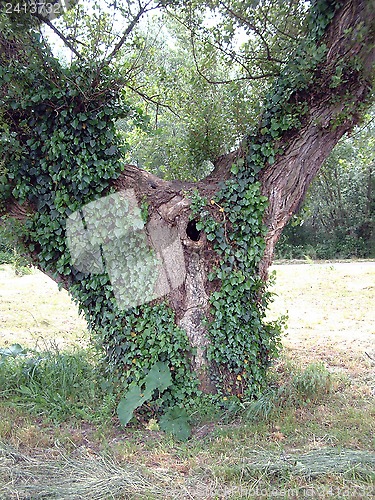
186;219;201;241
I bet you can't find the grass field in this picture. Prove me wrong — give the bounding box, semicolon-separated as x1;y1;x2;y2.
0;265;87;349
268;261;375;376
0;261;374;498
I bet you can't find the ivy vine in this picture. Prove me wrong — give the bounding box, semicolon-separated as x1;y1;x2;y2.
187;0;345;398
0;28;198;419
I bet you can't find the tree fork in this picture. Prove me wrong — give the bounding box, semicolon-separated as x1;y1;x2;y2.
1;0;374;396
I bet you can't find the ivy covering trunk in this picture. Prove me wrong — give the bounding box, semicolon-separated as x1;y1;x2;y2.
1;0;374;413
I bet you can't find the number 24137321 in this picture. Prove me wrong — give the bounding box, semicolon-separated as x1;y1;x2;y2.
3;2;64;16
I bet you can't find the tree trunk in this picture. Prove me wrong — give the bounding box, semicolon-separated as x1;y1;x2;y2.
111;166;218;391
2;0;374;394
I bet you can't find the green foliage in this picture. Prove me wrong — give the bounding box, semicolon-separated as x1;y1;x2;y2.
72;288;198;409
117;360;192;440
291;362;333;404
0;219;32;274
0;343;193;437
245;361;334;421
0;42;128;274
159;407;191;441
117;361;173;426
243;1;342;171
189;171;282;398
117;386;150;426
0;24;198;419
0;343;26;364
118;17;265;181
178;0;307;86
276;115;375;260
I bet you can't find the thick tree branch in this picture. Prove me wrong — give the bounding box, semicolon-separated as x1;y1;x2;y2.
257;0;375;278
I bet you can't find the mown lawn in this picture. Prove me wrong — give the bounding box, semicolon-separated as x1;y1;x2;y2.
0;261;374;499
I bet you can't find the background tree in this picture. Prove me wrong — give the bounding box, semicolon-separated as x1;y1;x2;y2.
277;111;375;259
1;0;374;415
116;16;264;181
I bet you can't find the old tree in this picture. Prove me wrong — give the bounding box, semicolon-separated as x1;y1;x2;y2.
1;0;374;411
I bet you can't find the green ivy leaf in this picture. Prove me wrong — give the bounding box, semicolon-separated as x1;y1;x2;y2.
104;145;117;156
230;163;239;175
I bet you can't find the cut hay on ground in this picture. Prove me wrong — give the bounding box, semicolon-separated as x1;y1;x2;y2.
213;447;375;479
0;443;173;499
1;443;374;499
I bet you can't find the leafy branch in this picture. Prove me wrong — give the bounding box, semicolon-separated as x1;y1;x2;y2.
31;11;84;60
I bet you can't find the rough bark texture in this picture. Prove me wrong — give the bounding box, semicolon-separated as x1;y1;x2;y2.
114;166;221;390
258;0;375;278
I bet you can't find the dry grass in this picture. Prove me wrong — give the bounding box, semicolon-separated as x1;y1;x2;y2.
0;264;87;349
1;260;373;358
0;443;173;499
0;261;374;498
268;261;375;381
1;442;374;499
